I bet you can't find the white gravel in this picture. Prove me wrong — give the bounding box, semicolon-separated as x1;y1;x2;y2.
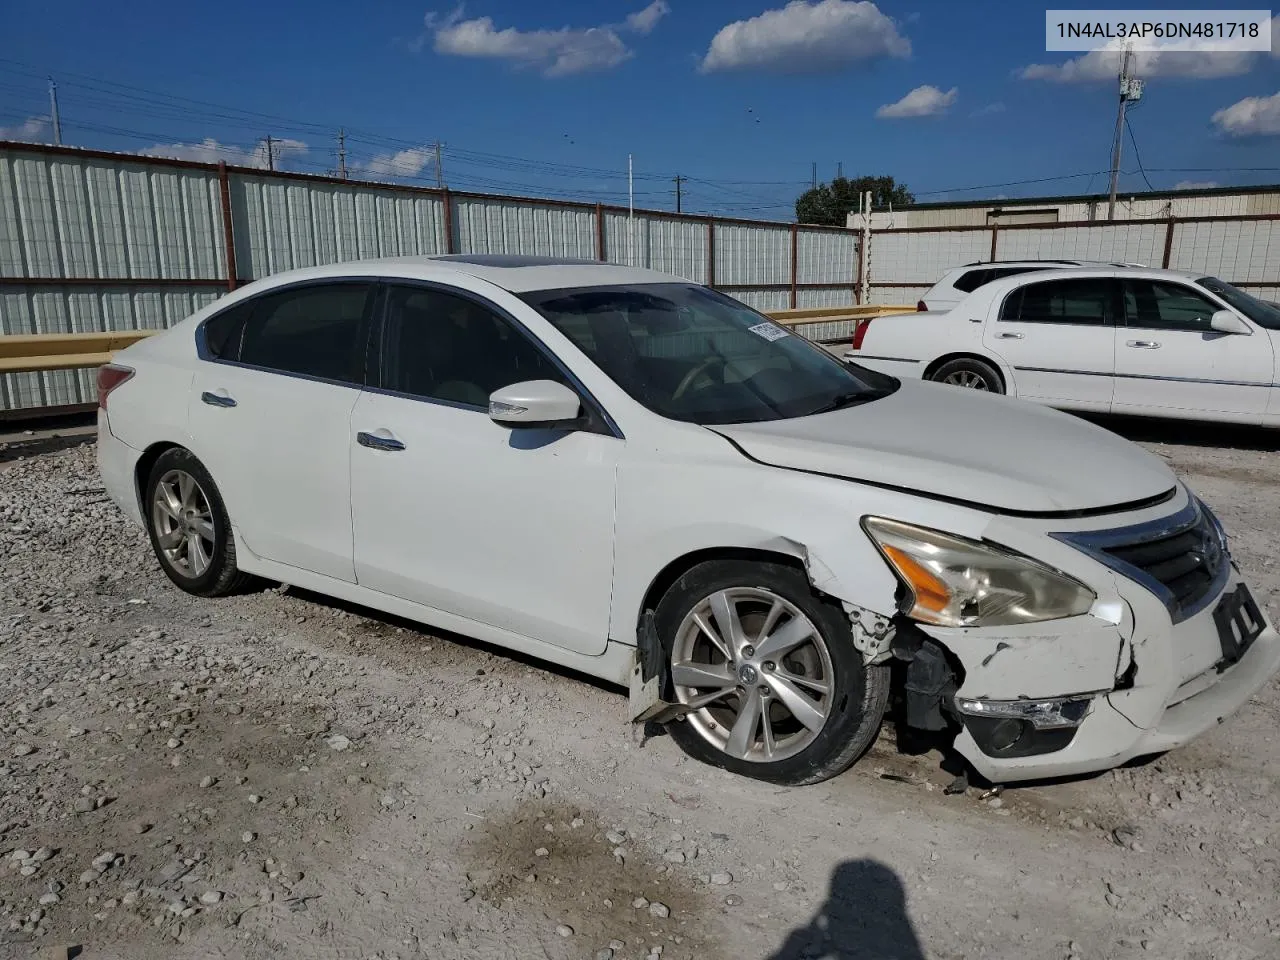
0;427;1278;959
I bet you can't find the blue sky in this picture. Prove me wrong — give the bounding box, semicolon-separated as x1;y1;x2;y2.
2;1;1279;220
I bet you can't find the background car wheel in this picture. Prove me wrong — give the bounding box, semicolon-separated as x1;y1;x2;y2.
929;357;1004;393
144;448;251;597
655;559;890;786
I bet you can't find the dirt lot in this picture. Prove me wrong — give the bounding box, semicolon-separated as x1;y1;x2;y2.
1;416;1278;960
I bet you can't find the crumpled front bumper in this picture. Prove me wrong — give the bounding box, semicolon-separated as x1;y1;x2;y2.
925;566;1280;783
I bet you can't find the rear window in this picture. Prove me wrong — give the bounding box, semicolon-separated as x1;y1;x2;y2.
951;266;1051;294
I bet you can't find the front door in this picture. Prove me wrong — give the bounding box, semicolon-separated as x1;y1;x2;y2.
983;275;1119;412
350;283;620;656
1112;277;1273;422
186;281;375;582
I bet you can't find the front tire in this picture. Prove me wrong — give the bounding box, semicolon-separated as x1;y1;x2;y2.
929;357;1004;393
144;448;250;597
656;559;889;786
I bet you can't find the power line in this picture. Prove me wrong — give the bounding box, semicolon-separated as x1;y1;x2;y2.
1124;115;1155;192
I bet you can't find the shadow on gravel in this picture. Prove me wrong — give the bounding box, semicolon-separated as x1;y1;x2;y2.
767;859;925;960
1075;412;1280;453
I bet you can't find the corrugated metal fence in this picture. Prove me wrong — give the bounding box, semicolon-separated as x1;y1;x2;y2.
867;217;1280;306
0;142;862;413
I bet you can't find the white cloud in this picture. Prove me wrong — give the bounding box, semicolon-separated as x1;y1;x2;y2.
360;145;438;179
425;2;666;76
0;117;51;142
700;0;910;74
1212;91;1280;137
1020;17;1278;82
140;137;308;168
876;84;957;118
1174;180;1220;189
625;0;669;35
970;102;1005;117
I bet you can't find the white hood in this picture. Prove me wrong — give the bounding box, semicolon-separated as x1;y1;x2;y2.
711;380;1176;515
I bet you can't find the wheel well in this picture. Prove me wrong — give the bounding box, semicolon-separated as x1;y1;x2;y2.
133;442;184;515
922;352;1006;391
638;547;808;626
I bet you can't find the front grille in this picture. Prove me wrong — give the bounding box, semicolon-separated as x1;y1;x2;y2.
1054;499;1230;624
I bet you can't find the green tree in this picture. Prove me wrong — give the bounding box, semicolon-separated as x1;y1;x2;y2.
795;175;914;225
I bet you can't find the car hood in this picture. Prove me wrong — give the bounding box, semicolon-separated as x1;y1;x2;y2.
710;380;1176;515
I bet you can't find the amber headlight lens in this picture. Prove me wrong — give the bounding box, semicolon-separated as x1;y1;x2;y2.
863;517;1096;628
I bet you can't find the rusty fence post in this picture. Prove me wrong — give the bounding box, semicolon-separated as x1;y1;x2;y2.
1162;218;1176;268
595;203;606;261
217;162;238;291
442;188;456;254
707;219;716;288
989;225;999;262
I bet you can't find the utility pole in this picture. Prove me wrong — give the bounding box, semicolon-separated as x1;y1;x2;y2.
48;77;62;145
434;141;444;188
1107;44;1144;220
264;135;275;171
337;128;347;179
627;154;635;264
811;162;817;189
672;174;685;213
836;161;843;180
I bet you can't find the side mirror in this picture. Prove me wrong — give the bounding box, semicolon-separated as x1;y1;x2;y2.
1210;309;1251;335
488;380;582;428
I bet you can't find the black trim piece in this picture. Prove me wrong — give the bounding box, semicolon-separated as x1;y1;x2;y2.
1013;365;1277;388
851;354;920;364
710;430;1179;520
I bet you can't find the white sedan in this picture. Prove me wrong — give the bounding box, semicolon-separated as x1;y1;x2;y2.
97;255;1280;785
846;267;1280;426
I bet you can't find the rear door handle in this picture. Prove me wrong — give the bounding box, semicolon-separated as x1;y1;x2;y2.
357;430;406;452
997;332;1024;339
200;390;237;408
1126;340;1161;349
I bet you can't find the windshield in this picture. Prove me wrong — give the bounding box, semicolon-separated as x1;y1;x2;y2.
520;283;898;425
1196;277;1280;331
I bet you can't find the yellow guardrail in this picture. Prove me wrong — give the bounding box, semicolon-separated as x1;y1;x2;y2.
0;331;158;374
0;305;915;375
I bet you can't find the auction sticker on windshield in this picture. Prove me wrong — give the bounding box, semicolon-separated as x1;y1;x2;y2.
748;322;790;342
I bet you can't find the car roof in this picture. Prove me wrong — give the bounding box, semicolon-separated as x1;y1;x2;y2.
233;255;684;295
980;265;1209;290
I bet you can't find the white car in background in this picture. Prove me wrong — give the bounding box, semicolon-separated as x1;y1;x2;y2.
96;255;1279;787
848;267;1280;426
916;259;1147;312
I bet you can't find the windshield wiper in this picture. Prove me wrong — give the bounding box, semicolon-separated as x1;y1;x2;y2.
804;390;877;416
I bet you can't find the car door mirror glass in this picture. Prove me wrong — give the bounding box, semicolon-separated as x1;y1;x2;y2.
1210;309;1251;335
489;380;583;428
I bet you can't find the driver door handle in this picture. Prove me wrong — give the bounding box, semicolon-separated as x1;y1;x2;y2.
357;430;406;452
200;390;237;408
1126;340;1161;349
997;332;1024;339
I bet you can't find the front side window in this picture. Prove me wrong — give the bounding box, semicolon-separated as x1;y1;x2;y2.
1000;277;1114;326
1122;279;1222;332
519;283;897;425
381;285;567;408
1197;277;1280;331
237;282;374;383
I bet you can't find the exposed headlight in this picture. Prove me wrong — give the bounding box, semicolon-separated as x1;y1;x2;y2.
862;517;1096;628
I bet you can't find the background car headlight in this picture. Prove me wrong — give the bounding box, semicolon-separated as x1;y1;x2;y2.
862;517;1096;628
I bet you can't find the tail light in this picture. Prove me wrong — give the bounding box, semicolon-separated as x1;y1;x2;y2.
97;363;134;409
851;317;875;351
917;300;928;312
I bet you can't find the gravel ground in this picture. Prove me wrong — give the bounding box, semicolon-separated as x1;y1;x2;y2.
1;417;1278;960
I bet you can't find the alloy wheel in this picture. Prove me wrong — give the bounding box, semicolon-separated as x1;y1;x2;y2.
151;469;216;578
670;587;834;763
942;370;990;390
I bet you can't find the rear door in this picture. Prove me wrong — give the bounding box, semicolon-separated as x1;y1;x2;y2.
983;275;1118;412
1112;277;1272;422
187;281;375;582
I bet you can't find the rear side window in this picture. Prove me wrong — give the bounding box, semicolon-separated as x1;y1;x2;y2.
1000;278;1114;326
238;283;374;384
951;269;991;293
201;302;251;360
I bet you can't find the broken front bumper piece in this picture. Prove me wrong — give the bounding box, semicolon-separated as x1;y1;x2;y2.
925;570;1280;783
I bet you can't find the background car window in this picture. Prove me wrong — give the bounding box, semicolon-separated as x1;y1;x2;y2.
382;285;566;407
1000;278;1113;325
1124;280;1221;332
952;269;992;293
237;283;373;383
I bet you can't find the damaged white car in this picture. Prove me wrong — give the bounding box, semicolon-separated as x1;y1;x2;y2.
96;255;1280;785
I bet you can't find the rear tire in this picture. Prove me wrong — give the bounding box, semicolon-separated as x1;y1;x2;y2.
929;357;1004;393
656;559;890;786
144;448;251;597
